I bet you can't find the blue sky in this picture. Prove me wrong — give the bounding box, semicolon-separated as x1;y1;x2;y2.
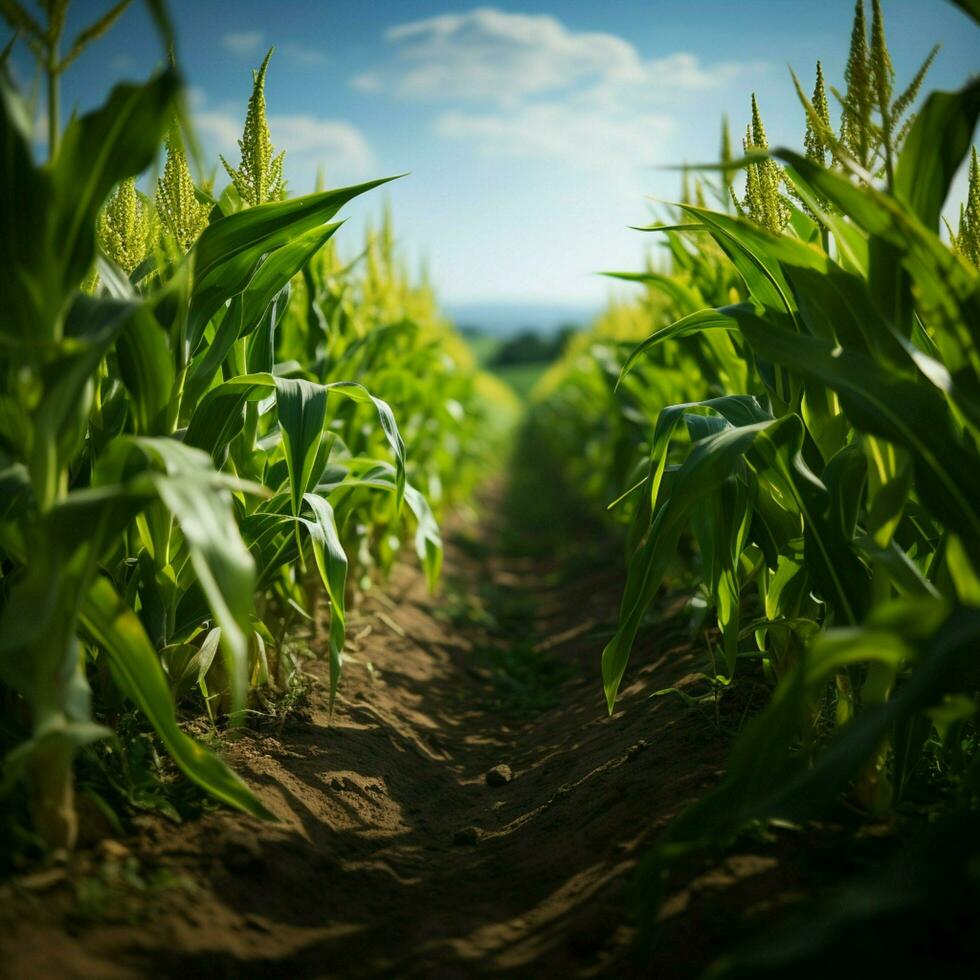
5;0;978;308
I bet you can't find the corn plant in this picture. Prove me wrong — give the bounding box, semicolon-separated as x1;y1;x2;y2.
0;51;272;849
518;0;980;921
0;5;494;851
583;1;980;908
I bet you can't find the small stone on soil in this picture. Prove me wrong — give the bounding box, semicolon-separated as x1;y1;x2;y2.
485;764;513;786
453;826;480;846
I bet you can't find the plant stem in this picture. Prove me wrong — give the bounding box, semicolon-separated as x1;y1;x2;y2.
47;62;59;159
45;8;65;161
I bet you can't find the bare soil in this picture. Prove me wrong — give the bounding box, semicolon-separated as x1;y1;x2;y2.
0;496;813;979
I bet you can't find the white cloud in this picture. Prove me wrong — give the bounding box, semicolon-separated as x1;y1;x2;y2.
221;31;264;56
351;72;383;94
436;103;674;173
186;86;208;109
351;7;761;174
644;52;750;91
195;110;243;153
268;115;375;172
352;7;757;107
221;33;323;65
282;43;326;66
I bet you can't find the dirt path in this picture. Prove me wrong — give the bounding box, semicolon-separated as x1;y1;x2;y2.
0;485;782;979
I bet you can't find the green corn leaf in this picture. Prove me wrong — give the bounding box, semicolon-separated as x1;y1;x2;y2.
950;0;980;23
323;382;406;509
747;423;871;625
894;78;980;230
405;482;443;591
618;306;748;385
661;602;975;862
183;222;342;406
298;493;347;712
602;270;705;315
677;203;823;325
95;438;261;715
782;162;870;275
188;178;401;352
244;282;290;375
239;224;342;340
114;306;176;435
275;377;329;516
185;372;275;462
325;459;443;590
81;577;274;820
728;306;980;554
946;535;980;605
645;395;770;511
239;511;297;590
181;307;249;415
776;147;979;349
26;295;141;506
602;416;800;712
690;474;753;674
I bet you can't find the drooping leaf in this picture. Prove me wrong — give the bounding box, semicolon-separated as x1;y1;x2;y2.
81;577;273;820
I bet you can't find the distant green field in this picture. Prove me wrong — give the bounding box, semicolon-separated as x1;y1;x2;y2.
494;362;547;400
463;333;502;366
462;331;565;399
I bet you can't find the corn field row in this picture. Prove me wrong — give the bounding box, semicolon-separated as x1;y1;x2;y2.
0;5;511;853
0;0;978;965
534;0;980;913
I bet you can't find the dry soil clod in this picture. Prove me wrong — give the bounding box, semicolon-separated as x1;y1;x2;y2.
453;826;481;846
486;764;514;786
